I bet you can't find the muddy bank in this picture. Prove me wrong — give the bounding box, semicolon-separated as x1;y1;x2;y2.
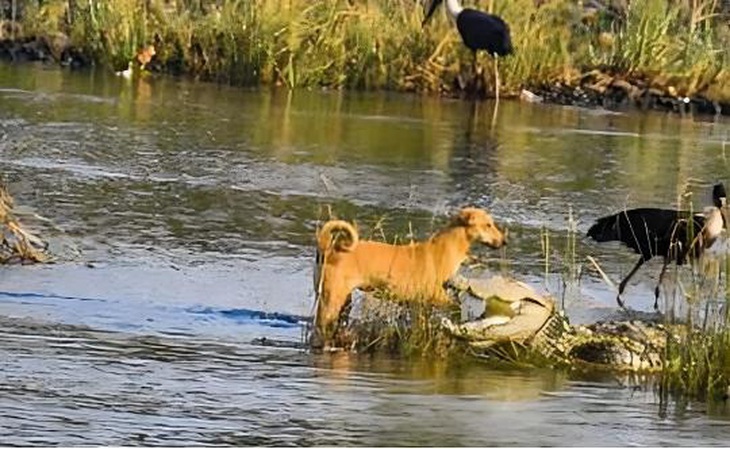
532;70;730;117
0;34;89;69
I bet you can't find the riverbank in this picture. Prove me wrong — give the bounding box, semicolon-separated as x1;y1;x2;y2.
2;0;730;115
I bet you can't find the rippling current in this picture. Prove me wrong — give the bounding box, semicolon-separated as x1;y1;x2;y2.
1;63;730;446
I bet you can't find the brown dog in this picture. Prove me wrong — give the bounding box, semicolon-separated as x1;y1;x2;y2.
312;207;507;347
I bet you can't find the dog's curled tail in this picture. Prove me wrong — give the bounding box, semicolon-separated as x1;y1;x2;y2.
317;220;359;253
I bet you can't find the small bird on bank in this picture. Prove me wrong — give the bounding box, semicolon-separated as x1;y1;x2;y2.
422;0;513;100
587;183;729;309
115;61;134;79
115;44;156;79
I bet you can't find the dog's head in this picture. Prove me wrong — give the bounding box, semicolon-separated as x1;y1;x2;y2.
453;207;507;249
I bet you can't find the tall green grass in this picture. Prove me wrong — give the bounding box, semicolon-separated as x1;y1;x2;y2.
630;186;730;402
10;0;730;99
551;183;730;401
658;259;730;402
658;187;730;401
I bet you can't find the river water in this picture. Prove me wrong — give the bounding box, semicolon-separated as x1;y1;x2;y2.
1;63;730;446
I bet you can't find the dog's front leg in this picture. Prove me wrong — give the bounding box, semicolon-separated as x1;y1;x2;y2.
431;286;457;306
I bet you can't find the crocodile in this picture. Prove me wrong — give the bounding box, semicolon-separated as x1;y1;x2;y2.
336;273;675;372
441;275;672;372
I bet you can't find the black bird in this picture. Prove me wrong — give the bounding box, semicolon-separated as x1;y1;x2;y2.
587;183;728;309
422;0;513;100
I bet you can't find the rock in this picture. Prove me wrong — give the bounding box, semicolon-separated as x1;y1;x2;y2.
520;89;543;103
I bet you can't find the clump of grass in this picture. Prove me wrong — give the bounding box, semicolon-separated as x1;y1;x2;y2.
660;316;730;402
498;0;578;91
340;289;465;359
659;267;730;400
658;185;730;401
23;0;152;70
612;0;679;74
540;206;582;309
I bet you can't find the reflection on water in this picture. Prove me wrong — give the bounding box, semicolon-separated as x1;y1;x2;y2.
3;312;729;446
1;63;730;445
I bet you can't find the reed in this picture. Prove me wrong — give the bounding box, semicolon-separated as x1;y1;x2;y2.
8;0;728;99
657;188;730;402
550;183;730;404
660;316;730;402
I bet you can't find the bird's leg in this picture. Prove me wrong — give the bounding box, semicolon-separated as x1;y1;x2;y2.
490;94;499;130
617;256;646;308
494;53;500;103
718;263;723;292
654;259;670;310
470;50;478;96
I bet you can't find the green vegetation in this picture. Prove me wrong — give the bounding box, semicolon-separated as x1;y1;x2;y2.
658;246;730;401
661;313;730;402
6;0;730;100
521;188;730;401
649;187;730;402
583;186;730;401
341;290;465;358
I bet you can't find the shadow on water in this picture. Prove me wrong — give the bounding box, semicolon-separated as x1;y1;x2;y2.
1;63;730;445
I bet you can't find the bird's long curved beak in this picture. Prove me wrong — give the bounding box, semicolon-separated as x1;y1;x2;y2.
422;0;443;27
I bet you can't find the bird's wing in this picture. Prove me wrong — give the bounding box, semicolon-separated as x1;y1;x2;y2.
588;208;692;258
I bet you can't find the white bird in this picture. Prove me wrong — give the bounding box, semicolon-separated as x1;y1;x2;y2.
115;61;134;79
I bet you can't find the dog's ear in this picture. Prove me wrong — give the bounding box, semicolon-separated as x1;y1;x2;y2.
454;208;477;227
